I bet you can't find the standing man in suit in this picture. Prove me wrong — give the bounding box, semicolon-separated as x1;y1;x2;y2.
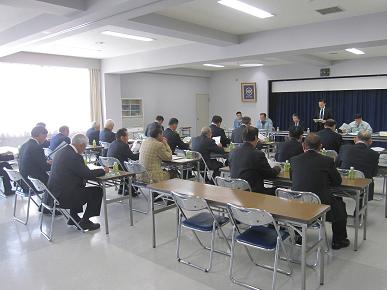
314;99;333;131
231;116;251;144
337;131;379;200
100;119;116;143
144;115;164;137
163;118;189;153
191;127;225;181
48;134;108;231
290;133;349;249
229;126;281;194
256;113;273;131
18;126;51;186
209;115;230;147
139;124;173;183
275;127;304;162
86;121;100;145
49;125;71;151
233;112;243;129
316;119;343;153
288;113;305;132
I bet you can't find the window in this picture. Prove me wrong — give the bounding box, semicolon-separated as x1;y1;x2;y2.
0;62;90;137
122;99;143;128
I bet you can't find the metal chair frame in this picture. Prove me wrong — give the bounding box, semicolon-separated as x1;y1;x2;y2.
227;203;292;290
187;151;216;184
4;168;41;225
171;191;230;273
98;156;126;191
215;176;252;192
28;177;84;241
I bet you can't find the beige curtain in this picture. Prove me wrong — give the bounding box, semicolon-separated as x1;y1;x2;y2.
89;68;103;125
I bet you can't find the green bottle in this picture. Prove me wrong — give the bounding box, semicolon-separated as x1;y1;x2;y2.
113;162;119;174
348;167;355;180
321;148;326;156
186;150;192;159
284;160;290;172
92;139;96;148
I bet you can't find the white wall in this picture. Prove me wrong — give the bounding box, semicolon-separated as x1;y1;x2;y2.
120;72;210;134
209;56;387;128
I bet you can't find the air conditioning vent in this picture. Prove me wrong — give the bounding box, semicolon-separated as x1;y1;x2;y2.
316;6;343;15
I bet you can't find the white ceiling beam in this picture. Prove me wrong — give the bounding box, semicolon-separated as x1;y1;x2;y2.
279;55;332;67
102;11;387;73
0;0;86;14
126;13;239;47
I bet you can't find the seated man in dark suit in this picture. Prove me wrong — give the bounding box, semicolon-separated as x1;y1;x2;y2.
316;119;342;153
163;118;189;153
0;153;14;196
337;131;379;201
231;116;251;144
145;115;164;137
191;127;225;181
290;133;349;249
209;115;230;147
275;127;304;162
288;113;305;132
48;134;109;231
229;126;281;194
49;125;71;151
18;126;51;187
86;121;100;145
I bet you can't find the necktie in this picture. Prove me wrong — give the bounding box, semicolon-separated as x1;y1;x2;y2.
320;108;324;119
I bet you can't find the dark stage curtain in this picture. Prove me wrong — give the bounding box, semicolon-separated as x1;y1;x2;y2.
269;89;387;132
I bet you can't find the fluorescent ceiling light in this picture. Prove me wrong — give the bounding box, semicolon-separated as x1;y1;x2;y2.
203;64;225;68
345;48;365;55
102;31;154;41
217;0;273;19
240;63;264;67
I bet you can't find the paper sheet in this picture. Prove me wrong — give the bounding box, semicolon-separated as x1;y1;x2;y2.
212;136;221;145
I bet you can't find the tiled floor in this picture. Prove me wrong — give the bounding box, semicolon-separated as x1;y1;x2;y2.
1;178;387;290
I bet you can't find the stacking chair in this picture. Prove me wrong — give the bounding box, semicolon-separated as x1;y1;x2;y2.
99;141;111;157
28;177;84;241
215;176;252;191
324;150;338;160
4;168;41;225
99;156;127;193
188;151;215;184
227;203;292;290
171;191;230;272
124;160;152;214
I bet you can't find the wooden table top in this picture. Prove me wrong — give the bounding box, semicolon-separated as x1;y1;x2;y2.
95;171;133;181
148;179;330;224
85;146;103;150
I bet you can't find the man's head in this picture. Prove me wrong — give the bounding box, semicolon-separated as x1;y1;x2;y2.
236;111;242;120
292;113;300;124
168;118;179;131
242;126;259;147
36;122;46;128
149;124;164;141
324;119;337;131
155;115;164;125
201;127;212;139
355;130;372;146
104;119;115;130
71;134;89;154
304;133;322;151
91;121;100;131
318;99;326;109
31;126;48;145
116;128;129;143
259;113;267;122
241;116;251;126
354;114;363;125
59;125;70;137
289;127;304;140
211;115;222;127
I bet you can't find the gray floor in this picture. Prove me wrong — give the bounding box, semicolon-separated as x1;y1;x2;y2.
1;178;387;290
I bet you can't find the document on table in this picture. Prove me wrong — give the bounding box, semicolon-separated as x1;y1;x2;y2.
339;123;351;132
258;133;266;141
371;147;385;152
212;136;221;145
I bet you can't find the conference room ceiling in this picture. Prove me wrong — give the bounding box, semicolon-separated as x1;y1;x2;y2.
310;45;387;61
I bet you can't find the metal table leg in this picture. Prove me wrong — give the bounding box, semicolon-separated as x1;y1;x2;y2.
197;161;201;182
301;224;307;290
102;181;109;235
363;186;369;241
128;177;133;226
151;191;156;248
384;176;387;218
354;190;360;251
319;215;326;286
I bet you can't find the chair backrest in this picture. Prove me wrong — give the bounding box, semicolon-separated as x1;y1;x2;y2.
3;168;23;182
187;150;214;183
99;156;122;168
99;141;111;150
171;191;208;212
379;154;387;167
28;177;59;207
28;176;47;192
337;168;365;179
275;188;321;204
215;176;251;191
124;160;146;175
227;203;274;227
324;150;338;160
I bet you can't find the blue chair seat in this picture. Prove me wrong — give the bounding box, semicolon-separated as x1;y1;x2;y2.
236;226;289;250
182;212;229;232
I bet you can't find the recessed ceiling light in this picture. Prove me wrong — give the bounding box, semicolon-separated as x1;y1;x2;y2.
217;0;274;19
101;31;155;42
203;64;225;68
240;63;264;67
345;48;365;55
